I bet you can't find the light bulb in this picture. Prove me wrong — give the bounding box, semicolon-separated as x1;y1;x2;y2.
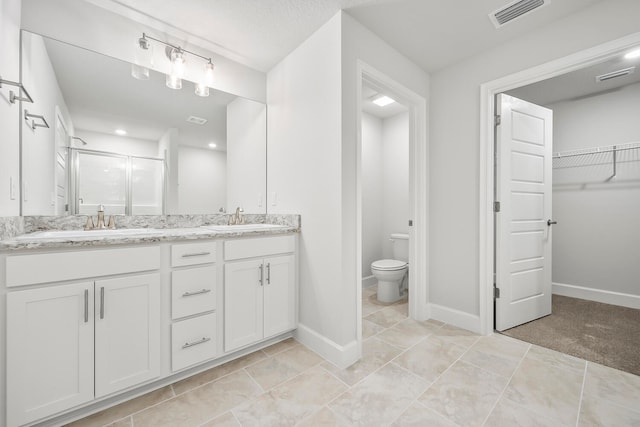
195;62;214;97
171;49;185;78
132;35;153;80
166;74;182;90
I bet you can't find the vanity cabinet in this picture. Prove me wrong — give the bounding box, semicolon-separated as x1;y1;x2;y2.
224;236;296;352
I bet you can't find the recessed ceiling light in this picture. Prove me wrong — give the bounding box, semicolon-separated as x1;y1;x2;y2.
624;49;640;59
372;95;396;107
115;129;127;135
208;143;217;148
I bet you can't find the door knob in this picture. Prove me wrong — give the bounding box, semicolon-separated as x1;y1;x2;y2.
547;220;557;226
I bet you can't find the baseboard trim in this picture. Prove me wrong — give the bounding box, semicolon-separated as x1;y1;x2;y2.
294;324;358;369
553;282;640;310
362;275;377;288
429;303;482;334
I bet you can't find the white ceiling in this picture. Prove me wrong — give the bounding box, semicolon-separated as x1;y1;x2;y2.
90;0;604;73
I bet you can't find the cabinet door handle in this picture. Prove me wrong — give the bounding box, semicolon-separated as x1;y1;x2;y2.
259;264;264;285
100;287;105;319
182;289;211;297
266;262;271;285
181;251;211;258
182;337;211;349
84;289;89;323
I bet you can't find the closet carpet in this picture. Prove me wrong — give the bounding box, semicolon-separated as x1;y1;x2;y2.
501;295;640;376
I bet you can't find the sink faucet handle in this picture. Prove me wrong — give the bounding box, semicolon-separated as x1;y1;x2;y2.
84;216;95;230
98;204;105;212
107;216;116;229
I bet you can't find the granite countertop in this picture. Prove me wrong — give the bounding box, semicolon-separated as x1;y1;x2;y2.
0;225;299;251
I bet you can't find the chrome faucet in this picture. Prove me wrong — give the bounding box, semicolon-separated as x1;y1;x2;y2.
228;207;245;225
84;204;116;230
96;204;106;229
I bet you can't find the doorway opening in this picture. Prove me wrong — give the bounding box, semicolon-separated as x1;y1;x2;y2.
482;33;640;376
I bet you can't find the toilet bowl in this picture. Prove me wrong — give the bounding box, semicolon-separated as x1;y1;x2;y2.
371;233;409;303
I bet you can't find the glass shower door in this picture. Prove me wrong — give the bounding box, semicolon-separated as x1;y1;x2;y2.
76;152;127;215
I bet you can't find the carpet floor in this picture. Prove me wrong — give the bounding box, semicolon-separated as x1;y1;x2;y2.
501;295;640;376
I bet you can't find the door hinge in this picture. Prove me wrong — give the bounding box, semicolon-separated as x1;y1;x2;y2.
495;115;501;126
494;201;501;212
494;287;500;299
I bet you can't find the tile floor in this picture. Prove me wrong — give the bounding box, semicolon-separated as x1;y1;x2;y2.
68;286;640;427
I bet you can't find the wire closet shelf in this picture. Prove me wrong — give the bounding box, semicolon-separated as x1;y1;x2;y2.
552;141;640;174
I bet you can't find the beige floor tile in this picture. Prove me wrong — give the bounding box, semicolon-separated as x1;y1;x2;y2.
106;417;132;427
484;397;567;427
391;402;457;427
172;351;267;395
261;337;300;356
377;318;441;349
364;306;407;328
418;360;509;427
430;324;480;349
578;393;640;427
329;363;428;426
66;386;174;427
200;412;241;426
461;334;529;378
298;406;352;427
233;366;347;427
583;361;640;410
526;344;586;374
502;349;584;426
363;286;377;298
132;370;261;427
393;336;467;382
322;336;403;386
362;318;385;338
245;345;322;390
362;299;383;317
389;302;409;316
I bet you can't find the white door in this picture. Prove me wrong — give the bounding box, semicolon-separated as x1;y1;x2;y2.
224;259;264;352
495;94;553;331
6;282;94;427
95;273;161;397
263;254;296;338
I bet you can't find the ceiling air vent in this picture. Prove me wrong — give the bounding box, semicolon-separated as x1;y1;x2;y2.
596;66;635;82
489;0;548;28
186;115;207;125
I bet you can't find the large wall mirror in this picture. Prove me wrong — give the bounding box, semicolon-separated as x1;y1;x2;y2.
20;31;267;216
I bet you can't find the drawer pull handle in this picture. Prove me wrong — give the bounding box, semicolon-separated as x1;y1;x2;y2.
181;251;211;258
100;287;105;319
182;289;212;297
182;337;211;349
84;289;89;323
259;264;264;285
266;262;271;285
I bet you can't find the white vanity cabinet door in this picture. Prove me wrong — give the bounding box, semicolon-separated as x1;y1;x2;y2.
224;259;264;352
6;282;95;427
94;273;161;397
263;254;296;339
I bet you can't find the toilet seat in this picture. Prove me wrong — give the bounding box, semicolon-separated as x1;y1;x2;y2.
371;259;407;271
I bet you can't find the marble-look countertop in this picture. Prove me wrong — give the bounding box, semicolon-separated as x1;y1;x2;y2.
0;225;299;251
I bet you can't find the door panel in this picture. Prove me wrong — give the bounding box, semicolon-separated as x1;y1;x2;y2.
263;254;296;338
496;94;553;331
224;259;264;352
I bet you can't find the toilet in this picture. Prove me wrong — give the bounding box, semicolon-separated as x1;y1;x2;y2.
371;233;409;303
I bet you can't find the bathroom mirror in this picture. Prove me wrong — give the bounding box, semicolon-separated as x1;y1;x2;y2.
20;31;267;216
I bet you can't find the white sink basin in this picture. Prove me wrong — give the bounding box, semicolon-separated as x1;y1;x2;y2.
201;224;289;232
15;228;165;240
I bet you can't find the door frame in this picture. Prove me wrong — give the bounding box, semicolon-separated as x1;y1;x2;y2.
355;60;429;356
478;32;640;335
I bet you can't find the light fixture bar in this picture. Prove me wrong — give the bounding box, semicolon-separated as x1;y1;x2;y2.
140;33;213;65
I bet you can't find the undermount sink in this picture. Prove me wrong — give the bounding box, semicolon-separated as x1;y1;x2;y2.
15;228;165;240
200;224;289;232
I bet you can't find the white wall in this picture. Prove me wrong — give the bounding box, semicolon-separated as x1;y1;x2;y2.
429;0;640;322
179;146;227;214
381;112;410;259
75;129;158;158
226;97;266;213
21;33;73;216
361;113;383;276
549;82;640;297
20;0;266;103
0;0;21;217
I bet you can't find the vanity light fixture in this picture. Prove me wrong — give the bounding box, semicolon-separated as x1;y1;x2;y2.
372;95;396;107
624;49;640;59
115;129;127;136
133;33;215;96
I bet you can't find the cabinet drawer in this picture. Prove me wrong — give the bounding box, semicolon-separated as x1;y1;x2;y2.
171;242;216;267
224;235;295;261
171;266;217;320
171;313;217;372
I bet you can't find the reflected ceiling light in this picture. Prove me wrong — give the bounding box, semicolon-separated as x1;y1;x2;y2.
208;142;217;148
624;49;640;59
133;33;215;95
372;95;396;107
196;61;215;97
115;129;127;135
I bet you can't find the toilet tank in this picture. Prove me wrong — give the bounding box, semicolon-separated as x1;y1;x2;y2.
390;233;409;262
